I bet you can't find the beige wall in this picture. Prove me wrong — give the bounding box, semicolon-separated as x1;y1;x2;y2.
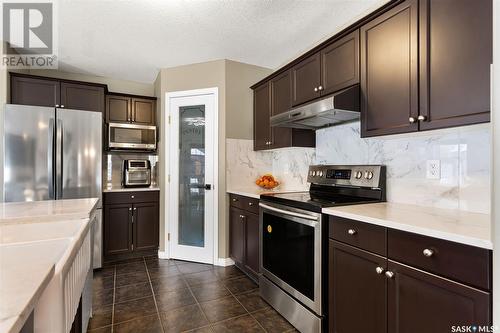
23;69;155;96
156;59;271;259
226;60;272;140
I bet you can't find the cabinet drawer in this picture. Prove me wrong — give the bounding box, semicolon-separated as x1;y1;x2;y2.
104;191;159;205
242;197;259;214
229;194;245;210
388;229;491;290
329;216;386;256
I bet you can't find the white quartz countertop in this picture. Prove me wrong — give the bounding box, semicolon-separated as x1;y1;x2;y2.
322;202;492;249
0;198;98;333
103;186;160;193
227;188;298;199
0;198;99;225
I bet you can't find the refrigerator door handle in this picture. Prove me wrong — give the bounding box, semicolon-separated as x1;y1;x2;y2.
48;118;56;199
56;118;63;199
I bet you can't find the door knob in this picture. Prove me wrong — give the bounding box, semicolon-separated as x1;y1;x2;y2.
205;184;212;190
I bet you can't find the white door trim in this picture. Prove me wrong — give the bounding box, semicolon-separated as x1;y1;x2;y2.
164;87;219;265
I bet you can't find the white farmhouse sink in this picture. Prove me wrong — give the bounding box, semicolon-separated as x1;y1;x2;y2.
0;220;85;245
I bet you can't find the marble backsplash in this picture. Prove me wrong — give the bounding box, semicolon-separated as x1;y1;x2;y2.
226;122;491;214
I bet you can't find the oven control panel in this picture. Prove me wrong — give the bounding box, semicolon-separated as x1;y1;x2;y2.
307;165;385;188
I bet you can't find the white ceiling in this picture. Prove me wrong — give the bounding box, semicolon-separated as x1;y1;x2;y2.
57;0;388;83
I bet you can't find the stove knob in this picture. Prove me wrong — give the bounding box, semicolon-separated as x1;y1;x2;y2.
355;171;363;179
312;171;316;177
364;171;370;179
319;171;323;177
367;171;374;180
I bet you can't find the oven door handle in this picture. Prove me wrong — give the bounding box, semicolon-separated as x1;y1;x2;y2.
259;203;319;221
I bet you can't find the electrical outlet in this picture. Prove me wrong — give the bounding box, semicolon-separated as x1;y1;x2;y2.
426;160;441;179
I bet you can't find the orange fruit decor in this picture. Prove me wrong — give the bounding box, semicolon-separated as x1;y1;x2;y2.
255;174;280;189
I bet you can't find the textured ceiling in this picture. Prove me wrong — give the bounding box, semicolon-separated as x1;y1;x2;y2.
57;0;389;83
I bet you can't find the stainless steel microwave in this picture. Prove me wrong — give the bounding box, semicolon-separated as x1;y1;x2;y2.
108;123;157;150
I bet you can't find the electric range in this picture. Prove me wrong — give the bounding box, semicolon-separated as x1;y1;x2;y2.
258;165;386;333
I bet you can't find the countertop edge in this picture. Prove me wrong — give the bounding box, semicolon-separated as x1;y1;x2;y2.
103;187;160;193
4;265;55;333
322;207;493;250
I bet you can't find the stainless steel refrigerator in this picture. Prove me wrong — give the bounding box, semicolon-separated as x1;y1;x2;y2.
2;104;103;268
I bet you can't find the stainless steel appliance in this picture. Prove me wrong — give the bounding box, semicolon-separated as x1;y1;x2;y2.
2;104;103;269
108;122;156;150
123;159;151;187
259;165;386;333
270;85;360;130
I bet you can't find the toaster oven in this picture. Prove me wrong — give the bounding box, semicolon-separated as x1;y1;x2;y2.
123;160;151;187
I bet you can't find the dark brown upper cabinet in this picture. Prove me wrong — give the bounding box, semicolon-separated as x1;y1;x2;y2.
60;82;104;112
10;73;105;112
11;74;60;107
291;53;321;106
254;74;315;151
387;260;490;333
321;30;360;96
106;94;156;125
132;98;156;125
253;82;272;150
329;240;387;333
360;0;419;137
418;0;492;130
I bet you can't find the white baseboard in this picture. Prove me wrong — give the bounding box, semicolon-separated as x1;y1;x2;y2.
157;250;169;259
215;257;235;267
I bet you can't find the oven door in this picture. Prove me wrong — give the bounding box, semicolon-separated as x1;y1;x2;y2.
259;202;322;315
108;123;157;150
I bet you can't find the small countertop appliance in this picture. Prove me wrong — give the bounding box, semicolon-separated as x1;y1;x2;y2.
123;159;151;187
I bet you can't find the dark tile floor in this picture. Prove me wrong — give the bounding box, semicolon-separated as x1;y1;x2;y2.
89;256;298;333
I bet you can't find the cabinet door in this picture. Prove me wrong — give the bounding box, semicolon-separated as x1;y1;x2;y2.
60;82;105;112
244;212;260;276
329;240;387;333
133;202;159;251
10;75;60;107
104;204;132;255
253;82;271;151
418;0;492;130
270;71;292;149
387;260;491;333
360;0;419;137
132;98;155;125
106;95;131;123
229;207;245;264
321;30;359;96
291;52;321;106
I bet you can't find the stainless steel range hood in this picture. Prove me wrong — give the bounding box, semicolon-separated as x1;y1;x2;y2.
271;85;360;130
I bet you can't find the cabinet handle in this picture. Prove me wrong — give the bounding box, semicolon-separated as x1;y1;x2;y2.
375;267;384;275
133;207;137;211
55;104;60;107
418;115;427;121
239;215;245;219
129;208;132;211
347;229;357;235
232;198;238;202
248;202;253;206
423;248;434;257
409;117;416;123
385;271;394;279
131;195;135;199
314;87;318;92
60;105;65;108
318;85;323;91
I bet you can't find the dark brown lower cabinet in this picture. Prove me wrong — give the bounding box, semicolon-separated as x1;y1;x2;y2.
104;203;133;255
329;240;387;333
133;202;160;251
104;191;159;258
229;194;260;281
387;260;490;333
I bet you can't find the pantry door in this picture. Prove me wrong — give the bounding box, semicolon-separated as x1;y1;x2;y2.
167;88;218;264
